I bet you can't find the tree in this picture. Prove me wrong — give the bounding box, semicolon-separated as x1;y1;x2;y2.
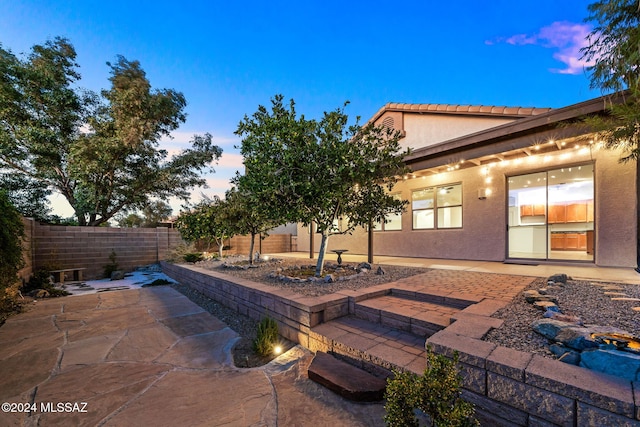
175;196;235;258
580;0;640;161
224;186;281;265
0;38;222;226
235;95;409;276
118;200;173;228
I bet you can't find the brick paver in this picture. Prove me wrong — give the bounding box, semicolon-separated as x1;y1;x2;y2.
311;269;537;374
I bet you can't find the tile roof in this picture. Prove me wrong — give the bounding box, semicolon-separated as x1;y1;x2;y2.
368;102;553;124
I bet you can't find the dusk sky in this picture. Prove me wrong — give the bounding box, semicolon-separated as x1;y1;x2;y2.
1;1;603;218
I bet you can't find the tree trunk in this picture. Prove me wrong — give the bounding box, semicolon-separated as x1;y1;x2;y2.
315;231;330;277
249;233;256;265
216;238;224;258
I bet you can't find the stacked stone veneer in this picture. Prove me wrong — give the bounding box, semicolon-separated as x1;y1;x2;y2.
162;262;640;426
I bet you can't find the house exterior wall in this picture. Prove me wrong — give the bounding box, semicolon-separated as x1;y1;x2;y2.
297;145;637;268
376;112;516;151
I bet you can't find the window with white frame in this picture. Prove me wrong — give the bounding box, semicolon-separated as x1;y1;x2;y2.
373;193;403;231
412;183;462;229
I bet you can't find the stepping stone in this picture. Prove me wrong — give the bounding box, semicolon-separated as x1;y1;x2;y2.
632;307;640;312
611;297;640;302
308;351;386;402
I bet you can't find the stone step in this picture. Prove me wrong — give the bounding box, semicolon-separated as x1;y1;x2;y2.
310;316;426;374
353;294;463;336
307;351;387;402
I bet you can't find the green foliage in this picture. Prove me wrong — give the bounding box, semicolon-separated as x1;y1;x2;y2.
384;348;477;427
580;0;640;162
142;278;172;287
183;252;204;263
0;38;222;225
104;250;119;278
22;269;70;298
234;95;410;275
223;187;280;265
117;200;172;228
0;190;25;319
176;195;238;258
253;316;279;357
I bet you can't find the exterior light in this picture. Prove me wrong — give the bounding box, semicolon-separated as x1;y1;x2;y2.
274;345;283;355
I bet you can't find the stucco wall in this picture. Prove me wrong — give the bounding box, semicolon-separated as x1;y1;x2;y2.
297;146;637;268
400;114;515;151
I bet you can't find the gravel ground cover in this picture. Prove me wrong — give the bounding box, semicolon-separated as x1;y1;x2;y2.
484;277;640;358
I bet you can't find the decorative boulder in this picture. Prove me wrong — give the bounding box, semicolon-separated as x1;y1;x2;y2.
531;319;575;340
110;270;125;281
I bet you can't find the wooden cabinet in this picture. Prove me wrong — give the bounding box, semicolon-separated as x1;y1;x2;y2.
567;203;587;223
520;204;533;217
548;204;566;223
551;233;565;250
551;232;588;251
519;204;546;217
547;201;593;224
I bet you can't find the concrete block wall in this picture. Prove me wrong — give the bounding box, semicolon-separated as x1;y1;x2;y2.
33;225;184;279
228;234;293;256
160;262;348;347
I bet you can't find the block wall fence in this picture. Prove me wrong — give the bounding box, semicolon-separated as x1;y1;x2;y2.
19;218;294;281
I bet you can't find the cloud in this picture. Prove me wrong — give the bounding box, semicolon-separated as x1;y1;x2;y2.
488;21;595;75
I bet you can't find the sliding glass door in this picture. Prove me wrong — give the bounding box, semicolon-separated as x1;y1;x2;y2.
507;164;594;262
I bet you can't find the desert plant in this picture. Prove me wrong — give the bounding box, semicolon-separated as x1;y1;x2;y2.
183;252;204;263
384;347;477;427
22;269;70;298
104;250;119;278
253;316;279;357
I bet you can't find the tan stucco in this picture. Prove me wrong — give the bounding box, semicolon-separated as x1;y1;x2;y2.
297;145;637;268
399;114;516;151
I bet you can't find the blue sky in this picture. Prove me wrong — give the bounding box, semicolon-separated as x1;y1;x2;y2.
0;1;602;217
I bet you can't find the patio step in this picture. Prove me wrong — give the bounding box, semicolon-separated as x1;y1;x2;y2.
310;316;427;374
353;291;471;337
308;351;387;402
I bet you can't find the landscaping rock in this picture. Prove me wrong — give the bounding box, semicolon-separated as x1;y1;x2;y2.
376;266;386;275
554;327;599;351
531;319;574;340
580;349;640;381
357;262;372;271
547;273;569;284
533;301;558;311
324;274;335;283
110;270;125;280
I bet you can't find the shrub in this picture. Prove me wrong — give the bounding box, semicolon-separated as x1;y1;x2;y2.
253;316;279;357
384;347;477;427
0;191;25;322
22;268;70;298
104;250;119;278
183;252;204;263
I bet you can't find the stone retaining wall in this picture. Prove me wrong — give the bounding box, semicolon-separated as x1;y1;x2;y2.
160;262;349;346
427;323;640;426
161;262;640;426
